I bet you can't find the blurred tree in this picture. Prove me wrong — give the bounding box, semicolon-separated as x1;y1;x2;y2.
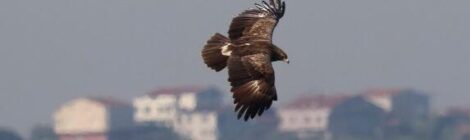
432;111;470;140
383;118;433;140
29;124;57;140
0;127;22;140
131;124;184;140
217;107;300;140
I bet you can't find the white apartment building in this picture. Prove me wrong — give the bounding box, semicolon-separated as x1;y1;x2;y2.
133;86;223;140
277;95;349;139
53;97;133;140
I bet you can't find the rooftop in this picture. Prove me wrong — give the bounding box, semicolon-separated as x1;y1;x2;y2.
445;107;470;117
282;94;350;109
146;85;215;97
87;97;130;107
361;88;405;97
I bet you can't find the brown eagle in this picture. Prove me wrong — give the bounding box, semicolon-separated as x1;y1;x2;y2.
201;0;288;121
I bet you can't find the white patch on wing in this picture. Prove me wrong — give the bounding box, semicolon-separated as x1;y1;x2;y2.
259;13;268;17
221;43;232;56
251;80;261;94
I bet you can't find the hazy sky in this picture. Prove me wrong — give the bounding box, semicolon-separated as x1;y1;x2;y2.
1;0;470;136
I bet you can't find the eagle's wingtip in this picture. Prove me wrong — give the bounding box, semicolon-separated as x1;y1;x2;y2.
256;0;286;19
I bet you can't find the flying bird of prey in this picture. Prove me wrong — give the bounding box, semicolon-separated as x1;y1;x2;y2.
201;0;288;121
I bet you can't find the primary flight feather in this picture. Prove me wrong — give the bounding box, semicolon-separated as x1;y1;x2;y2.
202;0;288;121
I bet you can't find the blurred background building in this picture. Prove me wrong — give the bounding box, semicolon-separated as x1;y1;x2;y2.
277;95;349;140
41;86;470;140
328;88;431;140
329;96;387;140
53;97;133;140
133;86;222;140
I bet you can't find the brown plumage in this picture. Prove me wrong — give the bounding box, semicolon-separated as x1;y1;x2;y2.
201;0;288;121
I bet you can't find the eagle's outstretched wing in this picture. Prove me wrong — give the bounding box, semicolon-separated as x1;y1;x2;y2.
228;0;286;42
228;53;277;121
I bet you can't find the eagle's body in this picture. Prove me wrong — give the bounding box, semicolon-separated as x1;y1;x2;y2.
202;0;288;121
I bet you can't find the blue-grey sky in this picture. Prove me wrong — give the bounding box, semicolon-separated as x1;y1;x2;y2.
1;0;470;136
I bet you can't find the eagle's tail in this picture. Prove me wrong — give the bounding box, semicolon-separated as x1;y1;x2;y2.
202;33;231;72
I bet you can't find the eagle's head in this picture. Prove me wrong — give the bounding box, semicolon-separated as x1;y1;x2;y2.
278;52;289;64
271;45;289;64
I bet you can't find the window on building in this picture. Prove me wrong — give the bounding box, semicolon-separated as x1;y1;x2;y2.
202;129;213;136
180;114;193;123
165;107;172;112
144;106;152;114
181;115;187;122
187;115;192;122
202;114;210;122
158;107;168;113
290;116;296;124
305;117;311;123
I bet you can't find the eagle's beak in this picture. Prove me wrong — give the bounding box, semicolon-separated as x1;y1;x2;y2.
284;59;290;64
